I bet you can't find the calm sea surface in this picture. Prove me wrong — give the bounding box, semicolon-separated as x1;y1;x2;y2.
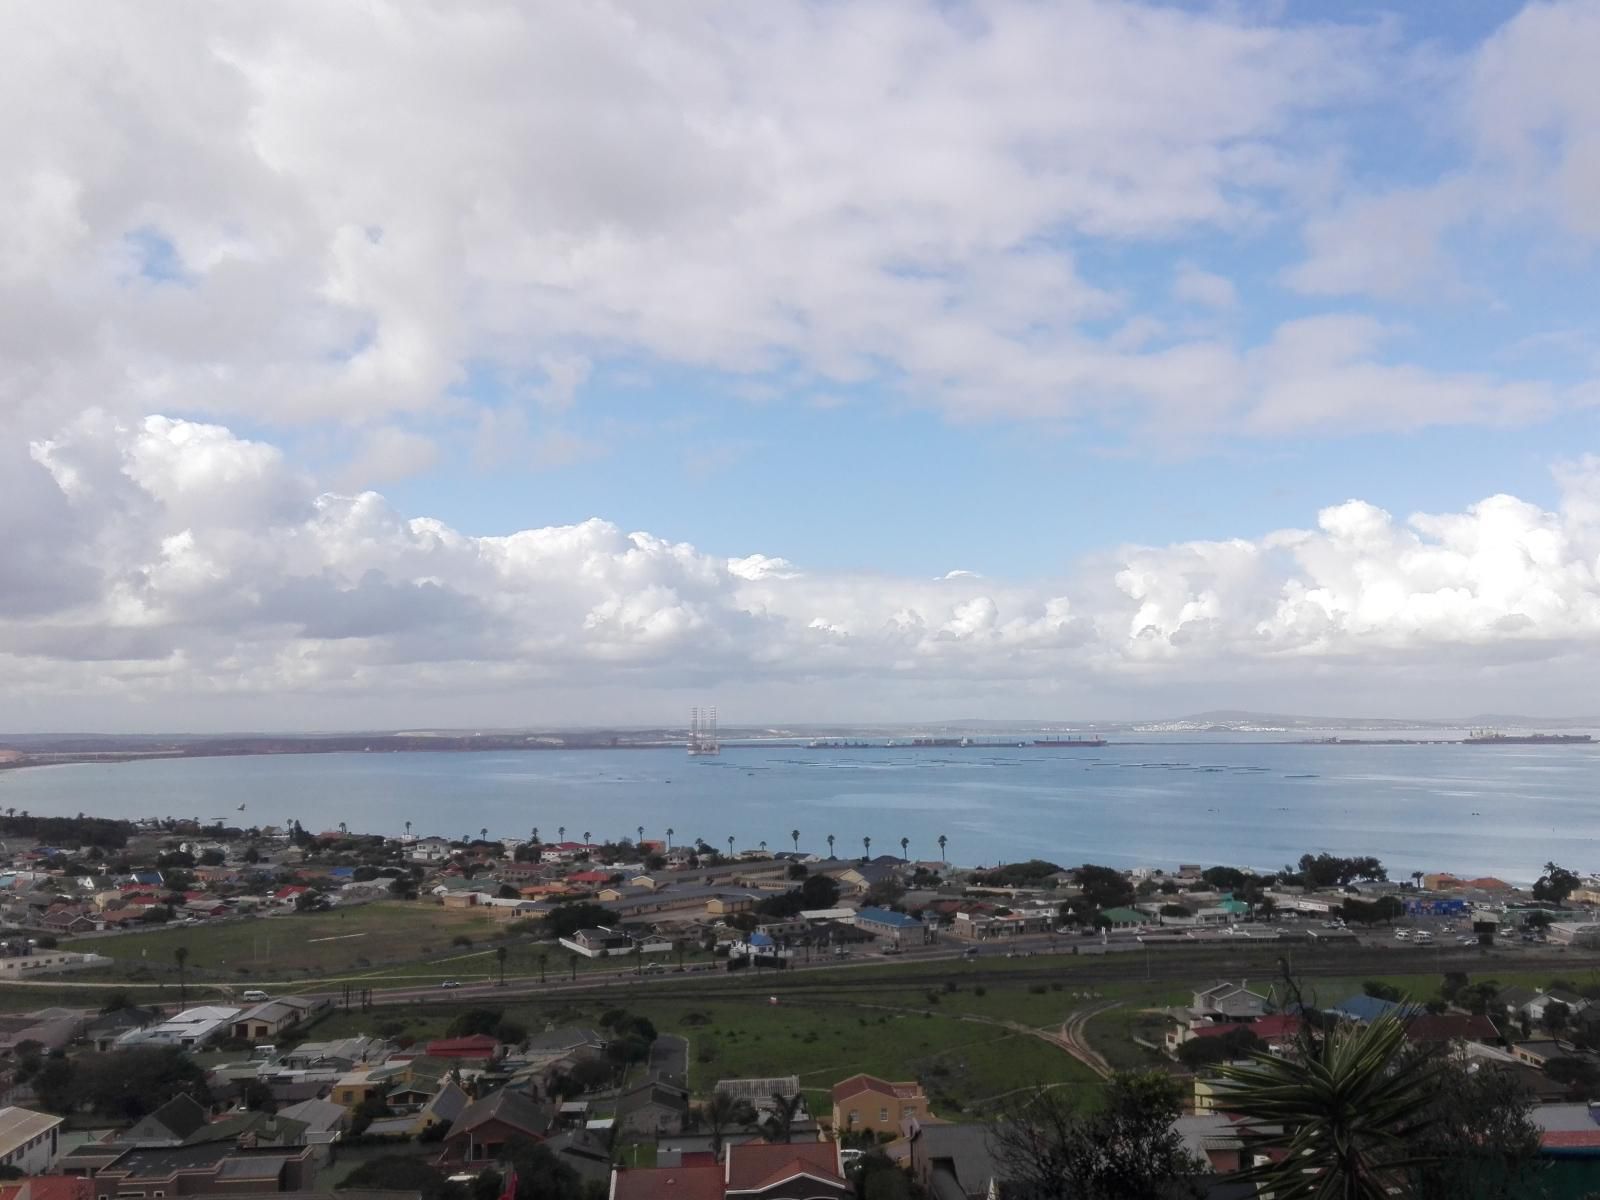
2;736;1598;883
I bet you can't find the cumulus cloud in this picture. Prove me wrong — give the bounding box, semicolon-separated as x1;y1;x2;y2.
4;415;1600;728
0;0;1578;448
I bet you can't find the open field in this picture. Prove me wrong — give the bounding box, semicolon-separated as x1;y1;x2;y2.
66;901;507;981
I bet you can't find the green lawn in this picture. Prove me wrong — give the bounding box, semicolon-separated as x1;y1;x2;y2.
67;901;506;982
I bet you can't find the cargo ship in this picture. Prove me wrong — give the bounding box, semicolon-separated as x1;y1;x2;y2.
1033;736;1108;747
1462;730;1593;745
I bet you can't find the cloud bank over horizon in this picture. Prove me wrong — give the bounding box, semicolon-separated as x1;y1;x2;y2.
2;2;1599;729
3;412;1598;731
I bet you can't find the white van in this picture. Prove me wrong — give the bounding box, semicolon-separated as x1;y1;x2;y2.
241;989;271;1002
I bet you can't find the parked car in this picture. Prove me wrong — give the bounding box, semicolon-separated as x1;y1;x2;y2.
440;979;461;989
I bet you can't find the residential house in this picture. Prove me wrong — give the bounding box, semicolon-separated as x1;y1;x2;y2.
541;1130;612;1188
1190;981;1270;1022
831;1075;931;1137
231;997;326;1042
853;907;927;944
409;837;454;863
1096;907;1145;929
724;1140;849;1200
273;1099;347;1145
81;1005;158;1054
559;928;635;958
443;1089;552;1161
1519;990;1589;1026
415;1081;471;1134
0;1109;62;1175
425;1035;502;1062
116;1096;209;1146
614;1079;690;1138
118;1006;241;1050
904;1119;1005;1200
610;1164;723;1200
80;1142;317;1200
276;1036;389;1072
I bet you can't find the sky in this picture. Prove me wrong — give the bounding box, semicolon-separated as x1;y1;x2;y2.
3;1;1600;732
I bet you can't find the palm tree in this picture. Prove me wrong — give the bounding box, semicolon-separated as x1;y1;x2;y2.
582;830;591;847
938;834;948;864
1216;1011;1442;1198
900;836;910;862
480;826;488;843
703;1091;755;1157
638;825;645;847
404;820;411;836
174;946;189;1008
862;836;871;859
764;1092;804;1144
531;826;539;844
727;835;735;859
338;821;348;835
666;827;674;850
759;840;767;855
826;833;835;859
537;950;549;984
791;829;800;853
1411;870;1423;889
495;945;507;987
558;825;566;844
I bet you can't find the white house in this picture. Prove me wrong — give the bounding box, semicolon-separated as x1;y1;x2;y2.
117;1005;241;1049
408;837;454;863
0;1107;62;1174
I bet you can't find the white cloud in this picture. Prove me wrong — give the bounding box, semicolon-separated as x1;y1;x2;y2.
337;426;439;489
5;414;1600;727
0;0;1492;446
1171;263;1238;310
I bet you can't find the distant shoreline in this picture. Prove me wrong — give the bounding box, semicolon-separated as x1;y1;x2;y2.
2;731;1594;776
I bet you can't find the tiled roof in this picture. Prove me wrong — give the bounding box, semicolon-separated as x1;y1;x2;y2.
725;1141;842;1192
610;1165;723;1200
830;1073;924;1103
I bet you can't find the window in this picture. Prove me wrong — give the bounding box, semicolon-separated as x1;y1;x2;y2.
879;1107;889;1122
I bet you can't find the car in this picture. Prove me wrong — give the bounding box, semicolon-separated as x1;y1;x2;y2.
644;963;667;974
439;979;461;989
241;989;271;1002
1394;929;1411;940
840;1149;866;1170
880;946;903;955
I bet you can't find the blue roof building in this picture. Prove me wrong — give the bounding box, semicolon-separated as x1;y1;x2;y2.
855;907;928;942
1324;994;1406;1023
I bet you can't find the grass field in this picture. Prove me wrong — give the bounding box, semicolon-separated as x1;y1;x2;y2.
69;901;506;981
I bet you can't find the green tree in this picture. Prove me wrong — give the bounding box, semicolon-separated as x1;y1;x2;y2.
992;1070;1202;1199
701;1090;757;1156
1406;1062;1542;1200
1534;862;1579;906
447;1008;504;1037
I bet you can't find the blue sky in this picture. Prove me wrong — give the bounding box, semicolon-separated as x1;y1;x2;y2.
3;0;1600;729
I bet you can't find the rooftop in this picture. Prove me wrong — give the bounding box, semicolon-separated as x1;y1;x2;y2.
0;1107;62;1152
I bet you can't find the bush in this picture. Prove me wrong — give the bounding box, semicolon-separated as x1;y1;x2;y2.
450;934;473;948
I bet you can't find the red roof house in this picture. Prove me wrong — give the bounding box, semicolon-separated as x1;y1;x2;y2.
425;1033;502;1060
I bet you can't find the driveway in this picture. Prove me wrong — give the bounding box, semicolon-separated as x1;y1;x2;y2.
650;1032;688;1083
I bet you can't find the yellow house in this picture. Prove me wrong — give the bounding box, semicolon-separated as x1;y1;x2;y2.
332;1070;384;1110
830;1074;930;1136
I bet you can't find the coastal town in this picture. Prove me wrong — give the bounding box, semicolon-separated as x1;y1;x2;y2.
0;814;1595;1197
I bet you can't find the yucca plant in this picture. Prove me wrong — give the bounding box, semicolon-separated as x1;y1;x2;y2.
1215;1011;1443;1200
